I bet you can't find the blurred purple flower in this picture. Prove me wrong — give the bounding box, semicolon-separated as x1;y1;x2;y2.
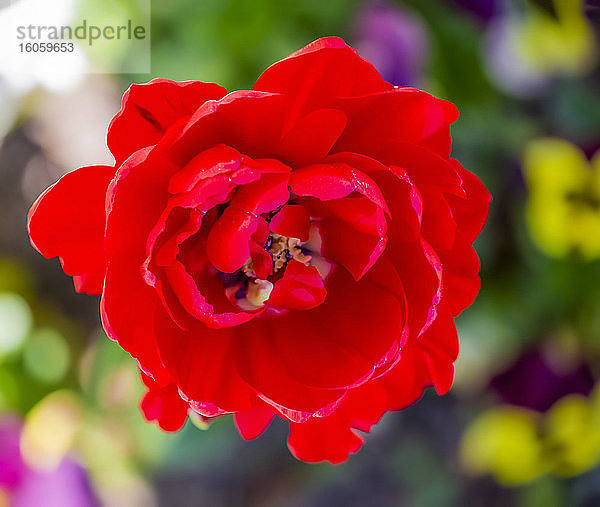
484;16;550;97
354;1;428;87
490;349;594;412
448;0;499;22
0;415;97;507
586;1;600;22
0;416;26;490
583;139;600;159
11;459;97;507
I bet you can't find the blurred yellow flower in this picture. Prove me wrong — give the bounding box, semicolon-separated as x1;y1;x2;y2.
461;385;600;485
20;390;82;471
460;407;547;486
523;138;600;260
519;0;596;76
544;394;600;476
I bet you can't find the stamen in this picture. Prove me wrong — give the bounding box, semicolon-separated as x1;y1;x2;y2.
268;234;312;273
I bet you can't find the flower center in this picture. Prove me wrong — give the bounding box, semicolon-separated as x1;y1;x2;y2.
242;233;312;278
226;233;312;310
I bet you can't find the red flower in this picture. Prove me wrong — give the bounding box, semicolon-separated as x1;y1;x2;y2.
27;37;490;463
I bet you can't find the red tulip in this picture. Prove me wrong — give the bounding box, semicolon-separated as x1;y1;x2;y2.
27;37;490;463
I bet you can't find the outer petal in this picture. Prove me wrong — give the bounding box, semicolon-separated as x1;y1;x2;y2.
439;231;483;316
331;88;458;159
233;318;352;420
153;309;259;413
170;91;287;164
234;405;275;441
254;36;392;132
433;161;490;315
102;146;182;384
392;236;442;338
101;251;170;386
236;261;406;408
288;412;364;464
446;159;491;243
286;325;436;464
415;307;459;395
108;79;227;165
105;146;177;258
386;145;464;196
27;165;114;295
276;108;347;166
140;375;189;432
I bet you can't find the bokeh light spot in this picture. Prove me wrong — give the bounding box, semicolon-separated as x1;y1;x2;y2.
23;328;70;384
0;292;32;356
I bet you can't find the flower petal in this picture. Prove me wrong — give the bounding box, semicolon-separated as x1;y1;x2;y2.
446;159;491;243
237;262;405;401
101;251;170;386
105;146;177;258
277;108;347;166
108;79;227;165
268;261;327;311
234;406;275;440
305;196;387;280
206;174;290;273
269;204;311;241
331;88;458;158
387;235;443;338
27;165;114;295
140;375;189;432
290;162;389;214
154;309;259;412
164;260;260;328
285;322;436;464
415;307;458;395
287;412;364;464
440;232;482;316
325;152;424;240
170;91;286;164
254;36;392;131
386;144;464;196
168;143;290;194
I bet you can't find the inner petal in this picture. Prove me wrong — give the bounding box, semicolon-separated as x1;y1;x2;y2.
206;173;290;273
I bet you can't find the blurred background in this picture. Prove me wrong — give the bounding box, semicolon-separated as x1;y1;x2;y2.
1;0;600;505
